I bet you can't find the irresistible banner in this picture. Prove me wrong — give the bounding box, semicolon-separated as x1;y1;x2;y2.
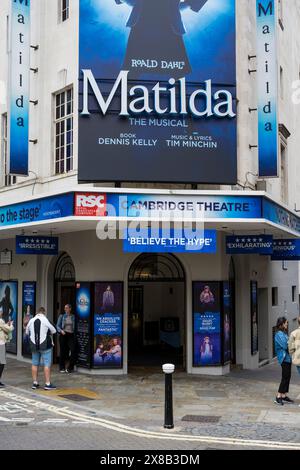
16;236;59;255
271;239;300;261
79;0;237;184
123;228;217;253
93;283;123;369
256;0;278;177
0;281;18;355
22;281;36;357
75;282;92;368
9;0;30;175
250;281;258;355
226;235;273;255
193;282;221;366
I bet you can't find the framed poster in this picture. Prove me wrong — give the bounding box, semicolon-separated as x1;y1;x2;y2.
250;281;258;355
75;282;92;368
223;281;232;364
22;281;36;357
0;281;18;355
93;282;123;369
193;282;221;367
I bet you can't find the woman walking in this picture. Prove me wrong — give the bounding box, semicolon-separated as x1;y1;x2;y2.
0;308;14;387
274;317;294;405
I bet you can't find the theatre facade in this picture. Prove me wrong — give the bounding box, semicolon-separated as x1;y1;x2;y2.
0;187;299;375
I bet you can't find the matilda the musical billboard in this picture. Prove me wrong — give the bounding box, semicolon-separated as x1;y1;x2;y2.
79;0;237;184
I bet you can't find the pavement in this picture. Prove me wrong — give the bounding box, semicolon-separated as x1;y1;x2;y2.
0;358;300;450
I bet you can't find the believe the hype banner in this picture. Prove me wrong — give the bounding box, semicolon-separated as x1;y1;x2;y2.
256;0;278;177
79;0;237;184
9;0;31;176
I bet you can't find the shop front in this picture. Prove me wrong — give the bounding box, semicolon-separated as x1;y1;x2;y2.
0;188;299;375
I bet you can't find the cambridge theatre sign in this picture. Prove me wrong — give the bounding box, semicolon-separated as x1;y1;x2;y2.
78;0;237;185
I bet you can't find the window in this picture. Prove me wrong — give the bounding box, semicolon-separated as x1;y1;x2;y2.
1;114;17;187
60;0;69;22
54;88;73;175
272;287;278;307
292;286;297;303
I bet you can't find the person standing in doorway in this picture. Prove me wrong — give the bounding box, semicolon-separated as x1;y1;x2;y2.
56;304;76;373
0;308;14;387
26;307;57;390
274;317;294;405
288;317;300;378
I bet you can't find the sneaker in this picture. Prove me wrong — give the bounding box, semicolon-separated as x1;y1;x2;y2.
59;369;66;374
65;369;74;374
44;383;57;391
0;382;5;388
282;396;294;404
32;382;39;390
274;397;284;406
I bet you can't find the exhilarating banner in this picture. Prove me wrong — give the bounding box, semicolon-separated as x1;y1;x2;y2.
0;281;18;355
256;0;278;177
9;0;30;175
226;235;273;255
16;236;59;255
271;239;300;261
75;282;92;368
193;282;221;366
123;228;217;253
0;193;73;228
250;281;258;355
79;0;237;184
93;283;123;369
22;281;36;357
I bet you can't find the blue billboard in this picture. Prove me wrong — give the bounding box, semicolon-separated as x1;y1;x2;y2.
0;193;73;228
78;0;237;184
123;228;217;253
9;0;30;175
271;239;300;261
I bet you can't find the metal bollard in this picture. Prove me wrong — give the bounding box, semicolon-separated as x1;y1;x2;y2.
162;363;175;429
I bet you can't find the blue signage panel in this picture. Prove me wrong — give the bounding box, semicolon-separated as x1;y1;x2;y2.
9;0;31;175
78;0;237;184
271;239;300;261
0;193;74;228
263;198;300;235
93;282;123;369
16;236;59;255
193;281;221;367
22;281;36;357
226;235;273;254
107;194;262;220
123;228;217;253
257;0;278;177
76;282;92;368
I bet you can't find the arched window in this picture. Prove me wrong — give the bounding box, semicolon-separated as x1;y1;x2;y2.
129;253;185;282
54;253;75;281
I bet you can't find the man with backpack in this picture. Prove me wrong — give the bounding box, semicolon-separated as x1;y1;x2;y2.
26;307;57;390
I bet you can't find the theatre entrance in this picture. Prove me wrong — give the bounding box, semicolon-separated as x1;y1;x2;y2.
128;253;186;371
53;253;76;363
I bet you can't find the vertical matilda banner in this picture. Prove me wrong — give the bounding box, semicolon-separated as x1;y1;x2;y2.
256;0;278;177
79;0;237;184
8;0;30;176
